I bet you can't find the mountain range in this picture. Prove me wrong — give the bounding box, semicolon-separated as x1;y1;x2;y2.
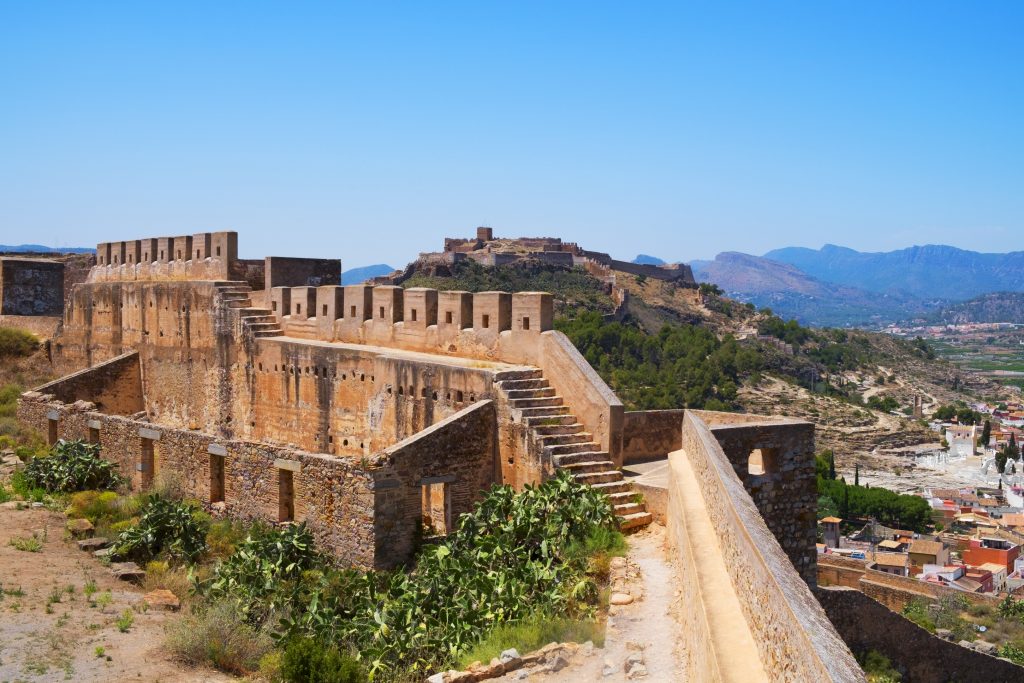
687;244;1024;328
342;264;394;285
0;244;93;254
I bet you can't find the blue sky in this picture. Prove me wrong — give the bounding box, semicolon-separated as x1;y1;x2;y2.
1;2;1021;267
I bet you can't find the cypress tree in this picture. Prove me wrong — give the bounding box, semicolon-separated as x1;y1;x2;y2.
982;420;992;448
855;463;860;487
828;451;836;480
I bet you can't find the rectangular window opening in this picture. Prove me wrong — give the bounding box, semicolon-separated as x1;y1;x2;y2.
322;304;328;316
350;305;357;317
379;306;385;319
522;317;530;330
216;246;221;256
296;303;302;315
140;438;155;489
272;301;278;312
210;454;225;503
88;427;100;444
445;311;453;324
482;314;490;328
279;470;295;522
421;482;451;536
411;309;417;322
47;418;58;445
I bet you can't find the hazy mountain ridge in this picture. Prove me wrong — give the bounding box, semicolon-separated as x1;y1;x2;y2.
691;251;926;326
0;244;93;254
764;244;1024;300
341;264;395;285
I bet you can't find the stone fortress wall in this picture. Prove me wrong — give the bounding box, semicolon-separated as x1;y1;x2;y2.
16;230;865;679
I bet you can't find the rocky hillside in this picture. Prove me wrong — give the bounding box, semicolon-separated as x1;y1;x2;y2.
929;292;1024;324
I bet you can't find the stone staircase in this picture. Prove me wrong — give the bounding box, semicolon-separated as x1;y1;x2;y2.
496;369;652;531
213;281;283;337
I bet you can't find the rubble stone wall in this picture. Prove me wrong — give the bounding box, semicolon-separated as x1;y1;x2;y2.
699;411;818;585
622;410;683;463
671;411;861;681
817;587;1021;682
0;258;65;315
17;394;379;567
33;351;143;416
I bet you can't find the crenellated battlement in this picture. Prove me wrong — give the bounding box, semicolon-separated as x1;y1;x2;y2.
267;284;553;362
91;231;239;282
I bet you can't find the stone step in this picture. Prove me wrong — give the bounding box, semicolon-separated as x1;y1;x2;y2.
506;387;556;400
518;407;571;419
613;502;646;517
617;511;653;531
220;292;250;299
77;537;110;551
606;491;639;506
497;378;550;390
509;396;564;409
246;322;280;331
536;432;593;446
555;451;611;466
218;287;252;295
531;423;586;436
559;460;618;475
226;299;253;309
110;561;146;582
237;307;273;317
240;315;276;324
572;470;623;485
251;329;283;338
545;442;601;456
588;480;633;495
494;369;544;382
213;280;250;287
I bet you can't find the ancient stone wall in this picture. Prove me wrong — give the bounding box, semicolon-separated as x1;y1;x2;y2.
0;258;64;315
17;394;379;566
91;231;237;282
264;256;341;290
817;555;1002;611
817;587;1022;682
622;410;683;463
697;411;818;585
372;400;498;566
671;411;862;681
32;351;143;416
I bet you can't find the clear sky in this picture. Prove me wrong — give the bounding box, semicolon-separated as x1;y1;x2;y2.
1;2;1021;267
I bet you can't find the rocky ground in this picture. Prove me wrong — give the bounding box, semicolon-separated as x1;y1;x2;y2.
0;503;230;682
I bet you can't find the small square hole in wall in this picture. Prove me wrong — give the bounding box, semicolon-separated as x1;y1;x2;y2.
278;470;294;522
322;304;328;316
482;314;490;328
379;306;385;319
445;311;453;324
160;250;165;260
216;246;221;256
296;303;302;315
196;250;200;259
411;309;417;322
522;317;530;331
350;305;357;317
144;252;149;261
272;301;277;312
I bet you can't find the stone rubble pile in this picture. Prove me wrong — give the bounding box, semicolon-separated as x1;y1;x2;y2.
428;640;596;682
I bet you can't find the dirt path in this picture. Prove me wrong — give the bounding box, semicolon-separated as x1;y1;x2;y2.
501;525;683;681
0;504;231;682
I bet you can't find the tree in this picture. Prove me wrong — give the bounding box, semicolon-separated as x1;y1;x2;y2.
997;450;1008;474
1010;434;1020;461
828;451;836;480
982;420;992;449
854;463;860;487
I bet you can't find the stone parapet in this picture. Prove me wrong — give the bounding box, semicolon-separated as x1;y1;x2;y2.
89;231;238;282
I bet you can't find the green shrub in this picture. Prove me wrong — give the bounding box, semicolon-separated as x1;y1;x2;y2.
281;638;366;683
165;600;275;675
66;490;122;524
0;327;39;358
23;440;124;493
456;613;603;670
113;495;208;563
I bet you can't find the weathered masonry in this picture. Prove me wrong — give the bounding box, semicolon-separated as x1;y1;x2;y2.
18;231;862;680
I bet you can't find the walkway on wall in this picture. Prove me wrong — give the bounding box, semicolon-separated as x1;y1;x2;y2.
671;448;769;682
